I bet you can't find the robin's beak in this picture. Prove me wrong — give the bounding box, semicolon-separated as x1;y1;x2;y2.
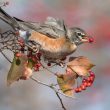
81;36;94;43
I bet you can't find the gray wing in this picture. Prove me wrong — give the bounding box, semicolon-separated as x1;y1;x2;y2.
0;6;67;38
16;17;67;39
36;17;67;38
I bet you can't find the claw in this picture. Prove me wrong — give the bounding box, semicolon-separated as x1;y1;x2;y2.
59;62;65;68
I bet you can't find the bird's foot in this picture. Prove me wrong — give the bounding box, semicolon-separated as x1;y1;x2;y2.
27;41;41;53
59;62;65;68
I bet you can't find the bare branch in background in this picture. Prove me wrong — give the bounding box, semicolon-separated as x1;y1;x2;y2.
30;76;67;110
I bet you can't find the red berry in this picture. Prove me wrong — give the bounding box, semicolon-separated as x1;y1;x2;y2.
34;67;39;71
89;71;95;77
87;82;92;87
16;53;21;57
32;57;36;62
37;53;42;57
15;31;20;36
82;79;87;83
83;82;88;87
87;77;92;82
89;37;94;43
47;63;51;66
81;85;86;90
34;63;41;70
75;88;80;93
89;76;95;82
37;63;41;67
78;87;82;92
35;64;38;67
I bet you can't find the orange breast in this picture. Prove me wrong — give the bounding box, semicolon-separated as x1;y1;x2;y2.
29;31;66;52
29;31;77;53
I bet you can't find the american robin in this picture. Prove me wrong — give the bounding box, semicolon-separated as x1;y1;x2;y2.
0;7;94;64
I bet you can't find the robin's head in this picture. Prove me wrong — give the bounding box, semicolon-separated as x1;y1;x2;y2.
68;27;94;45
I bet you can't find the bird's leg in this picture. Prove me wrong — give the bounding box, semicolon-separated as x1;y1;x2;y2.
59;62;65;68
27;41;41;53
44;58;65;68
53;59;66;68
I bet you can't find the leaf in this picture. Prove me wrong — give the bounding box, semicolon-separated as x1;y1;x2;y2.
27;58;35;69
69;57;77;62
16;58;21;65
7;54;33;86
57;73;76;96
67;56;95;76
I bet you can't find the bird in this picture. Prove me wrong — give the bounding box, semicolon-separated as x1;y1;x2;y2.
0;7;94;64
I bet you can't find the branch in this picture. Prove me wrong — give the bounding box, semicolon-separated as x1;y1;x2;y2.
55;92;66;110
30;76;75;99
30;76;50;88
30;76;67;110
0;49;12;63
30;76;76;110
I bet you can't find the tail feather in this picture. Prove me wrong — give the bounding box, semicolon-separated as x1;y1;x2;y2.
0;7;19;29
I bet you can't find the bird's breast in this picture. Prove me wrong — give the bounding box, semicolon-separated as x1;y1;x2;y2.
29;31;66;52
29;31;77;58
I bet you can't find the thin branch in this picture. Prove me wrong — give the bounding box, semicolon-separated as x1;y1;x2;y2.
30;76;67;110
30;76;50;88
0;49;12;63
55;92;66;110
30;76;75;99
40;63;57;76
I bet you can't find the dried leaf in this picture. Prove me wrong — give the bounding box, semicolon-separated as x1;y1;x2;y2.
57;73;76;96
67;56;95;76
7;54;33;86
16;58;21;65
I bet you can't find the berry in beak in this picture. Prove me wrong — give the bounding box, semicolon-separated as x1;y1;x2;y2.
88;37;94;43
81;36;94;43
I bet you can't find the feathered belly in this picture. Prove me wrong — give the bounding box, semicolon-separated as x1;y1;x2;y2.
41;44;76;59
29;31;77;59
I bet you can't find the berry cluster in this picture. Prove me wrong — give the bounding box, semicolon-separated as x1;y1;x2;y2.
27;51;42;71
34;63;41;71
18;38;25;48
74;71;95;93
15;47;42;72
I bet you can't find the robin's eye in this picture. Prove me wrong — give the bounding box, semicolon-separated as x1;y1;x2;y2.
77;32;85;37
77;32;82;36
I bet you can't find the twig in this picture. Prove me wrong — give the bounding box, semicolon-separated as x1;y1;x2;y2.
55;92;66;110
0;49;12;63
30;76;67;110
30;76;50;88
30;76;76;110
30;76;75;99
40;63;57;76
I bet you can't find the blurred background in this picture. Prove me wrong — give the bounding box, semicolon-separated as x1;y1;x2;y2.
0;0;110;110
